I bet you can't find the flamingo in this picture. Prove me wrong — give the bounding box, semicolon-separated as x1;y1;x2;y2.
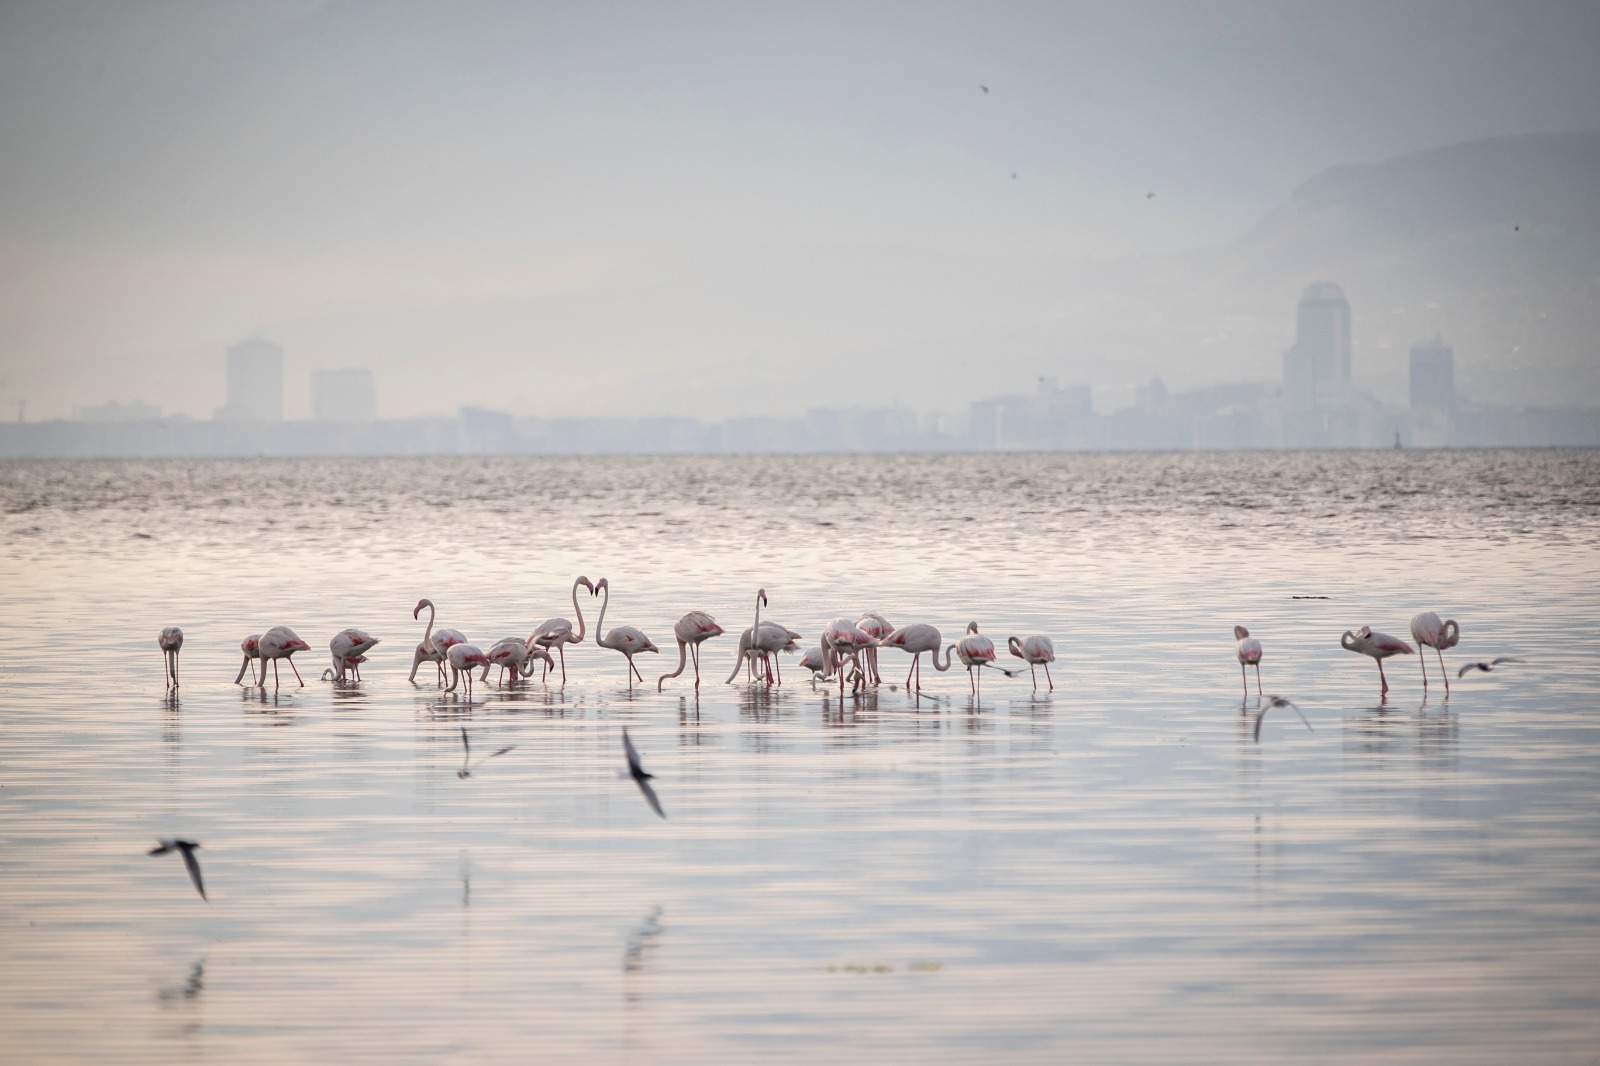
1410;612;1461;693
821;617;875;694
414;599;466;684
658;611;725;691
727;589;800;684
593;578;658;686
234;634;262;686
1233;626;1263;697
952;622;1017;696
444;643;490;696
328;628;379;682
530;576;596;683
1008;635;1056;692
258;625;311;689
158;626;183;690
487;637;541;686
322;655;370;682
856;613;894;684
1340;626;1415;696
798;644;828;681
408;641;443;683
880;623;951;692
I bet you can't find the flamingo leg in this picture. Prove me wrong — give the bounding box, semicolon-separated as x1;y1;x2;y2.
632;657;644;684
559;646;567;684
691;644;701;688
906;657;916;689
774;656;782;685
1254;663;1262;696
1419;646;1429;690
1031;662;1038;692
1045;662;1054;691
272;658;281;689
288;658;304;687
1241;662;1248;698
1437;647;1450;693
1377;658;1389;695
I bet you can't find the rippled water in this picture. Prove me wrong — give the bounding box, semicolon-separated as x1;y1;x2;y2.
2;451;1598;1063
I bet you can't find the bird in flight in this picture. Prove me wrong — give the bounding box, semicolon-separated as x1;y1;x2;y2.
623;727;665;819
1457;657;1526;678
1146;191;1156;199
149;839;206;901
979;84;989;93
458;727;515;778
1253;696;1314;742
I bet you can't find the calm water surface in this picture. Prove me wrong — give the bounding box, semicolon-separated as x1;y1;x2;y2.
2;451;1598;1063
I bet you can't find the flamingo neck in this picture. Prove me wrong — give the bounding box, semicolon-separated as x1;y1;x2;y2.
571;579;588;641
420;603;436;652
594;584;609;646
933;643;955;671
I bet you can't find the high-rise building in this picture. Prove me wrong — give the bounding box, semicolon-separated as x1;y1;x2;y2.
1409;336;1455;410
311;368;377;423
1282;282;1352;410
217;339;284;422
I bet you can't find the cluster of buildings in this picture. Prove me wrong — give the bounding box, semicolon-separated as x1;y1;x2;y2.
6;286;1596;457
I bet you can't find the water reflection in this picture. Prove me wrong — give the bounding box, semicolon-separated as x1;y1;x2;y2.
156;959;205;1004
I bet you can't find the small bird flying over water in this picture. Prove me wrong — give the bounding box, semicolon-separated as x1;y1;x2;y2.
458;727;514;778
1253;696;1314;742
149;838;206;901
622;727;665;820
1457;657;1526;678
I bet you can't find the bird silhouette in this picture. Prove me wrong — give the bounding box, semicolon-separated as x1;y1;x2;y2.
1253;696;1313;742
623;727;665;820
457;727;514;778
979;84;989;93
149;839;206;901
1457;657;1526;678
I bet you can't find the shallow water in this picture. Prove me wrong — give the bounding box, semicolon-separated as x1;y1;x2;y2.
2;451;1598;1063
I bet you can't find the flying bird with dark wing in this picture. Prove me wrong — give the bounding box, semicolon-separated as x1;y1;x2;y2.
623;727;665;820
1457;657;1526;679
1253;696;1314;742
979;84;989;93
149;838;206;901
458;727;515;778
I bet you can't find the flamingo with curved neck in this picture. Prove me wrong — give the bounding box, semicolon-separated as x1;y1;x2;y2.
1410;612;1461;693
593;578;658;686
658;611;724;691
880;623;950;692
530;576;595;683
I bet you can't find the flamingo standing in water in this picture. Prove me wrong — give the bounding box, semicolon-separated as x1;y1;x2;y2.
258;626;311;689
408;642;443;683
487;637;532;686
530;576;596;683
880;623;951;692
1340;626;1415;696
798;644;828;681
445;643;491;697
952;622;1017;697
234;634;262;686
727;589;800;685
856;613;894;684
1410;611;1461;693
328;628;379;682
158;627;183;690
658;612;725;691
1233;626;1263;697
593;578;658;686
1008;635;1056;692
414;599;466;685
821;617;875;694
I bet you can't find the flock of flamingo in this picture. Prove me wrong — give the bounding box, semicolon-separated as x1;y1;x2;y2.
156;577;1506;708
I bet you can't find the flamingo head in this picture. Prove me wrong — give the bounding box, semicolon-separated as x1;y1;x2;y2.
1008;636;1023;655
577;576;595;595
1234;625;1250;640
413;598;432;619
966;621;980;634
593;577;608;594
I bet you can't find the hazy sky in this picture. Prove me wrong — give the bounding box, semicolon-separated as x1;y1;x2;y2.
2;0;1597;420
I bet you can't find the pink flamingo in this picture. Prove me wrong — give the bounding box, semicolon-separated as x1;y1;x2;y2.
658;611;725;691
1233;626;1263;697
798;644;828;681
413;599;466;685
593;578;658;686
158;627;183;690
727;589;800;684
445;643;491;696
258;626;311;689
1409;612;1461;693
234;634;262;686
1341;626;1415;696
1008;635;1056;692
952;622;1017;696
530;576;596;683
328;628;379;682
856;613;894;684
879;623;951;692
408;641;443;683
821;617;875;694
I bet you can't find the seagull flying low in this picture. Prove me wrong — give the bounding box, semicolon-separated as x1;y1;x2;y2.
1457;657;1526;679
622;727;665;820
149;838;206;901
1253;696;1314;742
458;727;515;778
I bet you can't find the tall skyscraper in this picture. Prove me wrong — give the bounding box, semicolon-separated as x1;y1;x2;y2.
1282;282;1352;410
1409;336;1455;410
218;339;284;422
311;368;377;423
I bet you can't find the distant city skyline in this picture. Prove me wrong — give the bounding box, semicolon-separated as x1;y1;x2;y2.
2;2;1596;423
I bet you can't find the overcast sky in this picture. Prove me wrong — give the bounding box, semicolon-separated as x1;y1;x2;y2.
2;0;1597;420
